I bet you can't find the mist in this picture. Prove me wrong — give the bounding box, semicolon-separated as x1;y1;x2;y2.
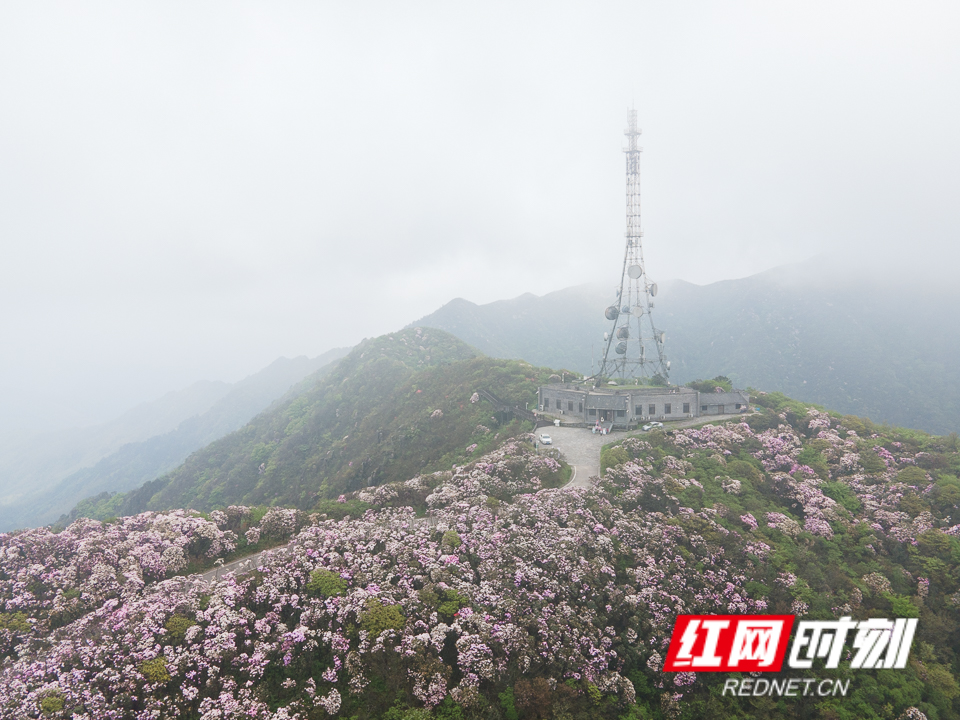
1;1;958;430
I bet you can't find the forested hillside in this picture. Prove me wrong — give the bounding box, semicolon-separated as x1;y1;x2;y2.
70;328;548;520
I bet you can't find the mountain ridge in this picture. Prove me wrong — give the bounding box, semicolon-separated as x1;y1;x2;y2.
413;262;960;434
65;328;546;522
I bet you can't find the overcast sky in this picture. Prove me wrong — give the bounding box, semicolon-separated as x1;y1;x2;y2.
2;1;958;430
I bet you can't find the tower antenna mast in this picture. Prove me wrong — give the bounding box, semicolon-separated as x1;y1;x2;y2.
595;108;670;385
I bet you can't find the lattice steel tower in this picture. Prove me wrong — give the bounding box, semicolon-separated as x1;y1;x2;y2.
595;109;670;385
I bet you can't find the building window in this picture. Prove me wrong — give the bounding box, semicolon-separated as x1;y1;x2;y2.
735;403;742;409
701;405;707;411
683;403;690;413
648;403;656;415
579;402;583;412
665;404;672;414
556;399;561;410
616;410;625;418
635;405;642;416
588;408;596;416
568;401;574;411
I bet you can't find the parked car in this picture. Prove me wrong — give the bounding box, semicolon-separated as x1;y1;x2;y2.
641;422;664;431
538;433;552;445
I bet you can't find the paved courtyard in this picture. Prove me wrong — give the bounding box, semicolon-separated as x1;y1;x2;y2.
541;413;748;489
541;426;627;487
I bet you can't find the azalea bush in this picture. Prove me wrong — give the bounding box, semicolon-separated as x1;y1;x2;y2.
0;413;958;719
0;505;302;657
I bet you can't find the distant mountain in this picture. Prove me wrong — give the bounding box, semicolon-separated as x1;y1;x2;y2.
411;285;610;374
69;328;546;520
413;261;960;435
0;380;233;507
0;348;350;530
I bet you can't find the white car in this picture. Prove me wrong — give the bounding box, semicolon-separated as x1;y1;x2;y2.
538;433;552;445
642;422;664;431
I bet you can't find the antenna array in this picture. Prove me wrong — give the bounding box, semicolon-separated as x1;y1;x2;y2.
595;109;670;385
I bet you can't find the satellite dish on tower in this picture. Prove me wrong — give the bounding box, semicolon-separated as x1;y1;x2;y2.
649;283;658;297
617;327;630;339
616;341;627;355
628;264;643;279
605;306;620;321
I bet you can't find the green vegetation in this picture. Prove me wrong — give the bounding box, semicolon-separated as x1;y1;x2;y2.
686;375;733;393
70;329;552;519
39;693;64;715
597;405;960;720
305;569;348;598
139;658;171;685
0;612;30;633
163;615;196;643
360;598;406;637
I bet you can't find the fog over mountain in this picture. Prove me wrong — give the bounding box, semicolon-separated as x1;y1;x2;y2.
414;258;960;435
2;3;959;439
0;348;348;530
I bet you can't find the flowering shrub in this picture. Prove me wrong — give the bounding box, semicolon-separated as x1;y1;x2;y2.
0;408;958;719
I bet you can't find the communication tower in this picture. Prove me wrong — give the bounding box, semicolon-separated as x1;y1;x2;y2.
595;109;670;385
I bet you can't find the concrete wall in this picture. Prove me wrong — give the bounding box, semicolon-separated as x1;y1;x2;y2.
628;389;698;421
539;385;703;424
539;386;589;422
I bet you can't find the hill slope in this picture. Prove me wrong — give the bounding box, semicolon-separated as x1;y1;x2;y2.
74;328;550;519
413;261;960;434
3;395;959;719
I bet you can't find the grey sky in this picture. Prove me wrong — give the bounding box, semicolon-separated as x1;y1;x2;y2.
2;2;958;429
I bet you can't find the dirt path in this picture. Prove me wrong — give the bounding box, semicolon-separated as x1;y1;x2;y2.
197;544;293;584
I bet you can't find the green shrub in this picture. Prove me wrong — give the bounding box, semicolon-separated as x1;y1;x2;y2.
0;611;30;633
306;569;348;597
858;450;886;474
382;705;432;720
313;497;372;520
499;687;519;720
164;614;196;643
686;376;733;393
886;594;920;618
360;598;405;637
139;657;171;684
601;446;631;473
897;466;928;484
441;530;462;550
726;459;762;484
39;694;64;715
